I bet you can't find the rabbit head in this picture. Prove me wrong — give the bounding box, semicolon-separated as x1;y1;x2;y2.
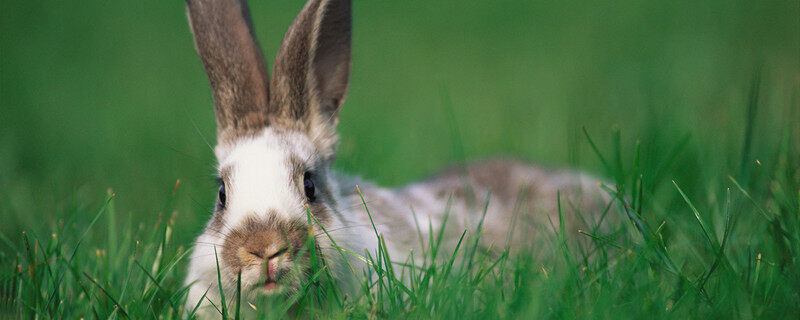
184;0;359;303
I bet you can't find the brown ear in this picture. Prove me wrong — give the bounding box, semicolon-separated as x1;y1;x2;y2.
186;0;270;132
270;0;351;125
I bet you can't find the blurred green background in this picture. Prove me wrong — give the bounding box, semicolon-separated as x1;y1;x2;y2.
1;0;797;245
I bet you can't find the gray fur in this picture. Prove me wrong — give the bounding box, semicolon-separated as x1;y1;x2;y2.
338;159;611;258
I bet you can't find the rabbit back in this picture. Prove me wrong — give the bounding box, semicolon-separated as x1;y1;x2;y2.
337;159;613;258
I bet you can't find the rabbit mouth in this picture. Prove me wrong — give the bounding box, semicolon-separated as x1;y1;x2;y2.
251;269;290;294
254;280;281;294
262;280;278;290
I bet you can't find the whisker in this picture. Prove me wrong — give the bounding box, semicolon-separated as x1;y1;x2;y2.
193;241;227;247
202;229;229;241
340;200;381;210
207;222;236;236
211;219;238;234
314;223;387;236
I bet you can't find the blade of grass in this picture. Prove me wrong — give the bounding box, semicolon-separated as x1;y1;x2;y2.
188;286;211;318
214;247;228;319
673;180;718;250
45;193;115;311
83;272;129;318
235;272;241;320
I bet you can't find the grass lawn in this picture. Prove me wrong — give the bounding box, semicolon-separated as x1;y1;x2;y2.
1;0;798;318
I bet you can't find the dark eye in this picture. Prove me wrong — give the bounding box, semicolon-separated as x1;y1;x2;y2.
303;172;316;202
218;183;226;208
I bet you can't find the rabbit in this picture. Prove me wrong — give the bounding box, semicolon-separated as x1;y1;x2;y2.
183;0;611;316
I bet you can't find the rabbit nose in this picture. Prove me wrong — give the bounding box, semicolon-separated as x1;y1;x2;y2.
221;215;308;275
247;245;288;279
246;246;288;262
239;227;288;258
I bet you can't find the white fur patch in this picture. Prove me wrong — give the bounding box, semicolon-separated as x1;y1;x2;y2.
215;128;316;227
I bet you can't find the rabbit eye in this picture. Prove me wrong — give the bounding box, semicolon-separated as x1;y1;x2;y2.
218;183;226;208
303;172;316;202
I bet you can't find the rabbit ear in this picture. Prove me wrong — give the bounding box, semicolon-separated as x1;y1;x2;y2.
186;0;270;133
270;0;351;127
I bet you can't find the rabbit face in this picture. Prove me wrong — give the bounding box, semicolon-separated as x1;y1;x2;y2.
204;129;336;294
184;0;354;305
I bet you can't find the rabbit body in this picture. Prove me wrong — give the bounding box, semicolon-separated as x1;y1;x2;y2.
338;159;608;259
182;0;609;316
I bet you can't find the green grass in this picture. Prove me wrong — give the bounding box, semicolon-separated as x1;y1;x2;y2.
1;0;799;318
1;120;798;318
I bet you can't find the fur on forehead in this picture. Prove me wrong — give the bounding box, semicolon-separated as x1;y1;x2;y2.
215;127;320;165
216;121;338;162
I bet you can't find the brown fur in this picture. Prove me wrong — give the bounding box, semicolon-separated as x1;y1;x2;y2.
186;0;271;132
270;0;351;122
221;215;308;273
